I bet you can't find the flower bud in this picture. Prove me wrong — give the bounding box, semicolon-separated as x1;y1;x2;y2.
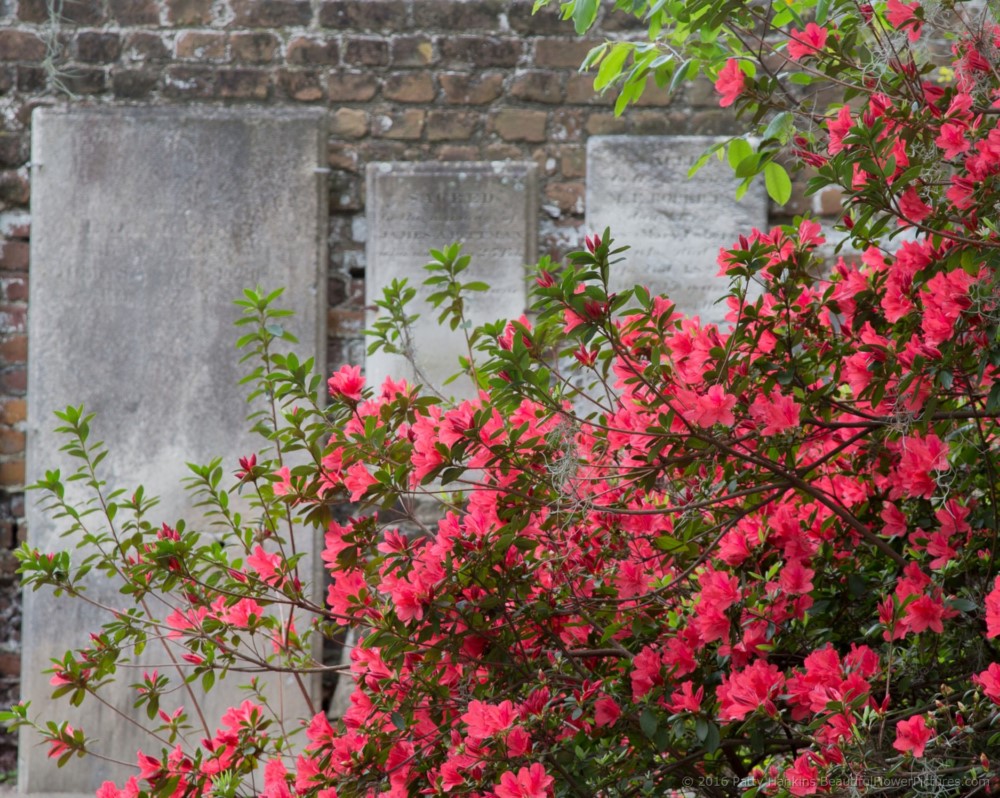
585;233;602;253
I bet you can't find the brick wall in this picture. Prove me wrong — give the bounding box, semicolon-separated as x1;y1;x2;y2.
0;0;835;772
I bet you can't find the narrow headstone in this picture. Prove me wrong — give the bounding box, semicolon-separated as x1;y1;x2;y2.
586;136;768;326
24;107;327;796
365;162;536;400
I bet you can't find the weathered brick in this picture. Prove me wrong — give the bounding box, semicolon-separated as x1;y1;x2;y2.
566;73;614;105
0;136;27;170
0;461;24;488
216;68;270;99
510;71;564;103
278;69;325;102
327;307;365;337
600;7;646;30
164;65;215;98
688;110;732;135
0;276;27;303
559;145;586;178
176;31;227;60
287;37;340;66
0;399;26;425
0;31;46;62
112;67;160;98
436;144;480;161
412;0;503;29
123;32;170;61
632;110;676;135
484;142;523;160
230;32;280;63
383;72;434;103
319;0;408;30
344;37;389;66
634;80;674;107
533;38;597;69
330;108;369;139
0;428;24;455
391;36;435;67
0;241;27;272
330;171;363;210
327;70;378;101
551;108;584;141
818;187;844;216
544;181;585;215
231;0;312;27
109;0;160;24
0;306;23;336
16;65;47;93
439;72;503;105
426;110;477;141
0;67;13;95
439;36;521;68
585;112;628;135
492;109;547;142
75;31;122;64
508;0;566;33
19;0;104;23
0;172;28;208
166;0;214;25
373;109;425;140
327;142;360;172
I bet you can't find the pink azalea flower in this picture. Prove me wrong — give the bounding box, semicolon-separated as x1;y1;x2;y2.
715;58;746;107
893;714;933;757
495;764;554;798
788;23;829;60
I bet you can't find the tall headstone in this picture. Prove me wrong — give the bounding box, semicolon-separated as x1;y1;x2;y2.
24;107;327;796
586;135;768;326
365;163;537;400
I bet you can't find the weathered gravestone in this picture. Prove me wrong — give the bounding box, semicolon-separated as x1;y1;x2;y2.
586;135;768;327
365;162;537;400
24;107;327;796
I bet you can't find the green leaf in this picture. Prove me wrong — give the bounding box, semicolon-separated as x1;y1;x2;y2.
727;139;753;170
639;708;658;738
594;43;631;91
572;0;599;34
764;162;792;205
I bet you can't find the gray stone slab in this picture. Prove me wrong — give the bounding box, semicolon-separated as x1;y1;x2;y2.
24;107;327;796
586;136;768;327
366;162;536;400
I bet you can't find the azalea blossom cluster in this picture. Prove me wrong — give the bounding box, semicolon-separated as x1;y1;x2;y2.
10;0;1000;796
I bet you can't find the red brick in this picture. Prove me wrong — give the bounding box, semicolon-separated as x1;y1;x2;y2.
330;108;368;139
585;112;628;135
176;31;227;60
0;335;26;364
0;31;46;62
287;37;340;66
278;69;325;102
16;65;46;93
166;0;214;25
0;399;26;425
383;72;435;103
165;65;215;98
216;68;270;99
565;73;614;105
560;146;586;178
484;143;523;160
600;7;646;30
0;428;24;455
319;0;408;30
436;144;480;161
819;187;844;216
391;36;435;67
439;36;521;68
123;32;170;61
344;37;389;66
76;31;123;63
0;652;20;677
113;68;161;98
0;461;24;488
633;110;675;134
510;71;564;103
328;143;360;172
330;172;363;210
328;307;365;337
412;0;503;29
426;110;477;141
109;0;160;24
551;108;585;141
0;277;27;303
0;305;24;335
0;368;26;393
544;182;585;215
634;80;674;107
0;242;27;273
492;109;547;142
439;72;503;105
230;32;280;63
231;0;313;27
0;136;26;170
533;38;598;69
373;109;425;140
508;0;566;33
62;67;108;95
327;70;378;101
19;0;104;23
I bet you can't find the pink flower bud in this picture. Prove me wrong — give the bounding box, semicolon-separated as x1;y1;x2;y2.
585;233;602;253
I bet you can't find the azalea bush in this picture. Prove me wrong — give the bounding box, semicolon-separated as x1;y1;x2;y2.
8;0;1000;796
